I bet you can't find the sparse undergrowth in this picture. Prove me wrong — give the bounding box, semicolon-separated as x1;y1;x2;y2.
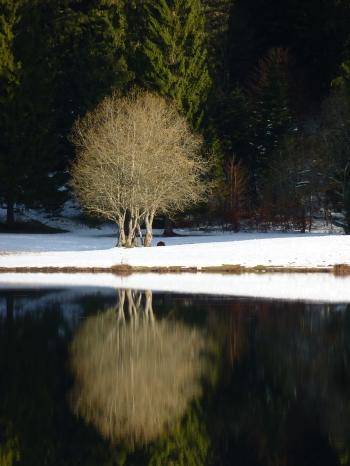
0;221;67;234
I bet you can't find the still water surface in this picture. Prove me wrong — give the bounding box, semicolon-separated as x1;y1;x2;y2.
1;286;350;466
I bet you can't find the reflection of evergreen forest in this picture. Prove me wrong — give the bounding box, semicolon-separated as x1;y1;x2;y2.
1;289;350;465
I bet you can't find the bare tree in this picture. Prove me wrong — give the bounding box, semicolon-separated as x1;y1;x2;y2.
70;290;211;444
70;91;208;247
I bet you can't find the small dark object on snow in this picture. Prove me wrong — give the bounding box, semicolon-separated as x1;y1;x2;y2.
157;241;166;246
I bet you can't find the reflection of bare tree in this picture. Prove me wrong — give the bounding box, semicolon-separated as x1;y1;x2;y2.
70;290;210;444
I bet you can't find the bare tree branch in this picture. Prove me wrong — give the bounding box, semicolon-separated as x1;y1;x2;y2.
70;91;208;247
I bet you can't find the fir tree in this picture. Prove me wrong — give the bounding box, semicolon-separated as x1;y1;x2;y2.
211;86;251;160
140;0;211;129
0;0;63;224
50;0;133;165
202;0;233;87
249;47;296;193
0;0;133;225
0;0;20;105
202;0;236;166
324;63;350;233
0;0;21;223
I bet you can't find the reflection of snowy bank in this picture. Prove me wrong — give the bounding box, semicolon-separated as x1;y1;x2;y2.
0;272;350;303
0;287;115;321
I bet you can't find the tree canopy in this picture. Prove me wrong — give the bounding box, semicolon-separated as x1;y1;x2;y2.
70;91;207;246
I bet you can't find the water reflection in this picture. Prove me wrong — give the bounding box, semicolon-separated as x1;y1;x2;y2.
70;290;211;444
1;288;350;465
208;300;350;466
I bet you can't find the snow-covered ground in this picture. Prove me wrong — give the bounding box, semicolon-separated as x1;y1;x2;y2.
0;228;349;269
1;220;350;301
0;272;350;303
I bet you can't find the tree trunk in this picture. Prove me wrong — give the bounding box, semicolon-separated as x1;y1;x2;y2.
344;209;350;234
163;217;177;237
144;213;154;247
124;210;131;237
232;195;240;232
116;215;126;247
124;217;134;247
144;233;152;247
116;212;139;247
124;231;134;248
124;214;139;247
117;224;126;247
308;194;313;232
144;290;155;323
6;199;14;226
344;185;350;235
300;208;306;233
136;222;144;246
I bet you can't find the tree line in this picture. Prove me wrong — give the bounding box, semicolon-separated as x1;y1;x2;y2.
1;0;350;232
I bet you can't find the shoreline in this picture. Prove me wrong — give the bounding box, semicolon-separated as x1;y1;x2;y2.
1;234;349;275
0;263;349;275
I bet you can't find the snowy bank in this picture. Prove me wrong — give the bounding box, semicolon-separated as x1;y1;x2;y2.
0;232;349;271
0;272;350;303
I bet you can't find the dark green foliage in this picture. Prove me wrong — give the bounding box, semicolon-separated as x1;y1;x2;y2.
211;86;251;161
322;70;350;233
49;0;132;164
202;0;233;86
0;0;21;223
139;0;211;129
146;406;209;466
1;0;350;226
249;48;297;193
0;301;123;466
0;0;66;222
0;0;20;103
0;0;132;223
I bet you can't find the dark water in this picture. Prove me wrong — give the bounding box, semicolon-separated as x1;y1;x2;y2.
1;287;350;466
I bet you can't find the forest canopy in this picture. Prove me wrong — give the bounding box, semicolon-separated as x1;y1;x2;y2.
0;0;350;232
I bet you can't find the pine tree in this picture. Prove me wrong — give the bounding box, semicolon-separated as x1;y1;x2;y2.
0;0;19;224
202;0;233;87
0;0;20;104
202;0;236;163
0;0;133;225
249;47;296;193
50;0;133;165
324;63;350;233
0;0;59;225
211;86;251;159
140;0;211;129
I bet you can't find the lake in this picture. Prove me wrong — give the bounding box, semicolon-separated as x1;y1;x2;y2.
0;284;349;466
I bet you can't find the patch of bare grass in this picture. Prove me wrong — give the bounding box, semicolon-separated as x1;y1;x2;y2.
333;264;350;276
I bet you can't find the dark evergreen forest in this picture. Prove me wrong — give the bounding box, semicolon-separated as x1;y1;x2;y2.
1;0;350;232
